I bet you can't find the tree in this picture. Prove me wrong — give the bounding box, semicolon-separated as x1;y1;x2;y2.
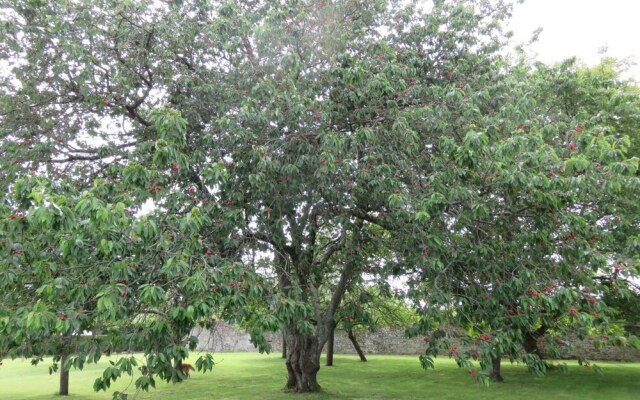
0;173;230;396
326;286;416;365
1;0;519;393
406;57;640;382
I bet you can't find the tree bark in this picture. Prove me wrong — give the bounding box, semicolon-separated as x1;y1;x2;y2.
284;325;324;393
523;333;543;359
347;328;367;362
326;320;336;366
523;326;548;359
281;331;287;359
489;356;504;382
59;353;70;395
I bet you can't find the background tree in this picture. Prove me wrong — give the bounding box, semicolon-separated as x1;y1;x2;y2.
326;286;416;365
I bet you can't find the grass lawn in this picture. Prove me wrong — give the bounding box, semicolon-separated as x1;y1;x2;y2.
1;353;639;399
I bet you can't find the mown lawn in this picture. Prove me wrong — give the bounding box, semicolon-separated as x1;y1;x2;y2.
1;353;639;399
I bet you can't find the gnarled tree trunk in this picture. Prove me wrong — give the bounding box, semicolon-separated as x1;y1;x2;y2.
284;325;324;393
59;353;70;395
347;328;367;362
489;356;504;382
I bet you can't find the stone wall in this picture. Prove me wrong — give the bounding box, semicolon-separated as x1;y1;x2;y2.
192;322;640;361
192;323;258;352
548;336;640;362
192;323;425;354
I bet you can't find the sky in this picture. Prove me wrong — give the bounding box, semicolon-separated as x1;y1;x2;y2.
507;0;640;80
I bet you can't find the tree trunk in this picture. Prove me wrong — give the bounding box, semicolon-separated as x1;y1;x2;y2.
347;328;367;362
281;330;287;359
284;325;323;393
326;320;336;366
59;353;70;396
173;359;183;383
489;356;504;382
523;332;543;359
524;326;548;360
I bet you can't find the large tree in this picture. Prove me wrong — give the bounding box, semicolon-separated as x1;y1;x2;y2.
406;57;640;382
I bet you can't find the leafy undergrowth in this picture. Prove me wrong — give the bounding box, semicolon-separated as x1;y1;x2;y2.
1;353;639;399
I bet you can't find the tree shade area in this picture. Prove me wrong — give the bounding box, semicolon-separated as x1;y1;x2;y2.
0;0;638;397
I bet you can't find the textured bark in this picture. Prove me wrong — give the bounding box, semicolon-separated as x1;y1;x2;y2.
59;353;70;395
284;325;323;393
326;321;336;366
282;331;287;359
489;356;504;382
347;328;367;362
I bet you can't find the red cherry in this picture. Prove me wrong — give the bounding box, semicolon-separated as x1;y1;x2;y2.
171;163;180;171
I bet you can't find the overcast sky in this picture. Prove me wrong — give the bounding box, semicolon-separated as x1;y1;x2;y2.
507;0;640;80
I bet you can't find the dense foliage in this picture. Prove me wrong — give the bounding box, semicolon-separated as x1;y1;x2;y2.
407;58;640;382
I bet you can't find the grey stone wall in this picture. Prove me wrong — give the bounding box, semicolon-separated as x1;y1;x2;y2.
192;323;425;354
192;322;258;352
192;322;640;361
548;336;640;362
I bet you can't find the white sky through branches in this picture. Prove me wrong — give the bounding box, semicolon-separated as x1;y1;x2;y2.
508;0;640;80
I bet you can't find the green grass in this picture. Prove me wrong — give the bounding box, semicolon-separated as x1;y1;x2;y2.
1;353;639;399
